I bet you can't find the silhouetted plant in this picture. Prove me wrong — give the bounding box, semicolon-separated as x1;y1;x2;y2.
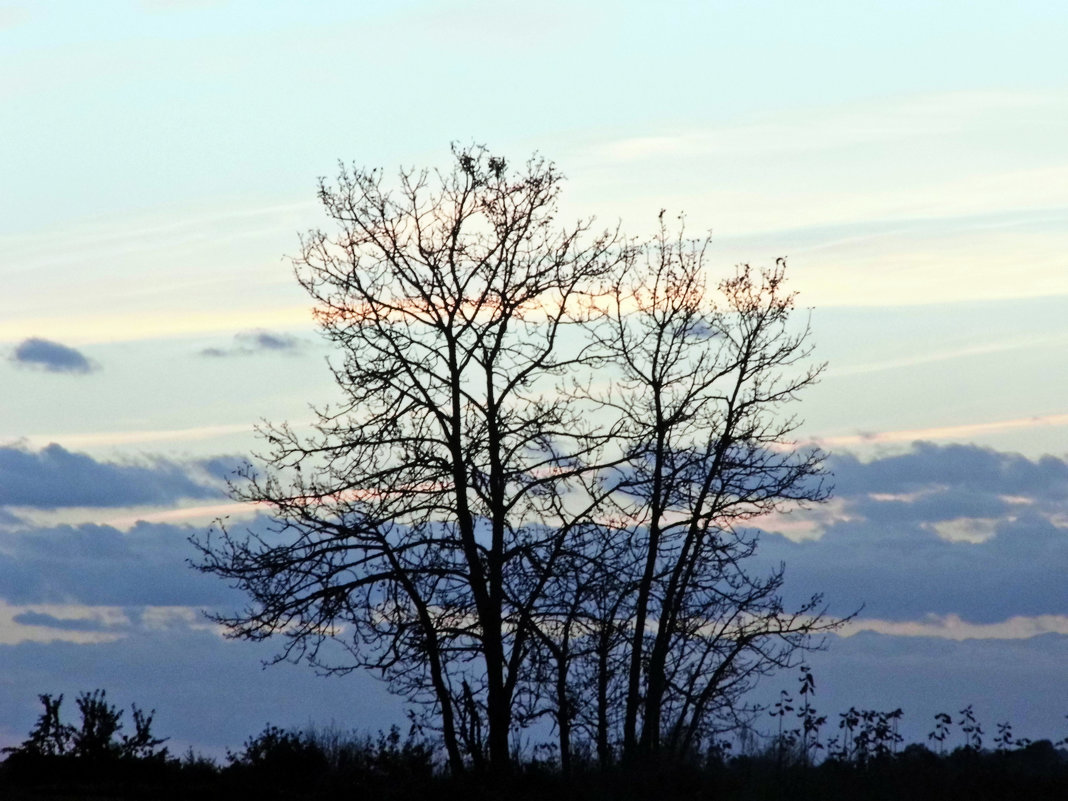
180;745;219;773
7;693;72;758
796;664;826;764
862;707;903;759
995;720;1015;751
769;689;798;766
834;706;860;761
959;704;984;750
705;736;733;767
228;723;328;785
3;689;168;763
123;704;168;760
365;724;435;779
71;689;124;760
928;711;952;754
1;689;172;793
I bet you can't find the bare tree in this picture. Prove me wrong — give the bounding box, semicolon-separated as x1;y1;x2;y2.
595;216;842;762
193;148;842;775
193;146;621;774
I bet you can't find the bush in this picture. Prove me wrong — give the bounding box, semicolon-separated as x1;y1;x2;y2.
1;689;170;787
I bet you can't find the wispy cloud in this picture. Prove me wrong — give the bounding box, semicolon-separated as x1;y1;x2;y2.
573;90;1068;307
138;0;227;10
595;91;1063;163
8;499;260;533
199;329;303;357
811;413;1068;448
12;423;264;449
825;333;1068;378
0;200;315;346
92;500;260;530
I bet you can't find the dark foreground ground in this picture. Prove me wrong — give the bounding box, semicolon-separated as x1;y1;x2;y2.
3;741;1067;801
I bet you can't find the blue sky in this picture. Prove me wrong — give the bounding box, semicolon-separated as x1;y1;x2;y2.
1;0;1066;754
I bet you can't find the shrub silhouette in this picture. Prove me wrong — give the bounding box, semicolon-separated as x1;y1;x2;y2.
226;724;328;787
1;689;169;788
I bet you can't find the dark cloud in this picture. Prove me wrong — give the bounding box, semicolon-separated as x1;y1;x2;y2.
0;444;223;509
196;454;251;482
240;330;300;351
762;514;1067;623
755;443;1068;623
12;611;120;633
0;440;1061;755
0;519;243;607
10;338;96;374
0;439;1061;623
199;329;302;357
827;443;1068;500
845;486;1013;525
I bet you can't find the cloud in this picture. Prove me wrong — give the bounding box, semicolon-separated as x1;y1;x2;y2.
827;442;1068;499
91;500;259;530
199;329;303;357
841;613;1068;640
196;454;249;481
812;413;1068;449
597;91;1060;164
0;519;244;607
1;439;1061;629
0;508;22;528
775;515;1066;623
12;610;123;633
0;601;221;646
19;424;261;450
0;439;1060;754
0;602;126;647
9;338;96;374
0;444;224;509
754;443;1068;624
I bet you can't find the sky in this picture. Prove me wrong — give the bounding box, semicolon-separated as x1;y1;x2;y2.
1;0;1066;756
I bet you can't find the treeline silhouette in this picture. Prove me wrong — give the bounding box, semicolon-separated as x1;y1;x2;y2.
2;684;1066;800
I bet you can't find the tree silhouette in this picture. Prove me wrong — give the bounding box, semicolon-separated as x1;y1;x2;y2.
193;145;841;774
